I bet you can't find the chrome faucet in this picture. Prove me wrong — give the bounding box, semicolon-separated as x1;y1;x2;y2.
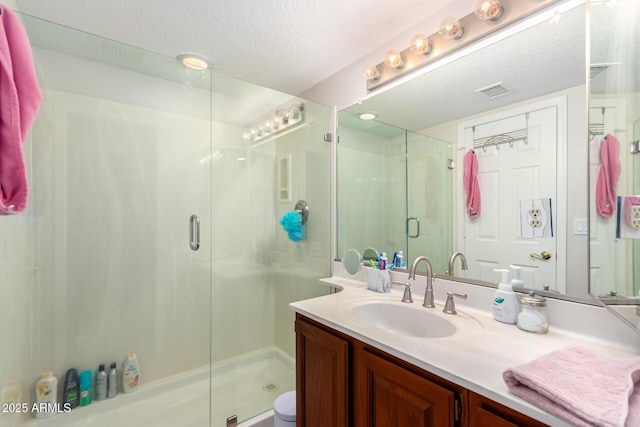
447;252;468;276
408;256;435;308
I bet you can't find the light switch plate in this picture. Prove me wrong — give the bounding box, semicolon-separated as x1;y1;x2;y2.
573;218;588;235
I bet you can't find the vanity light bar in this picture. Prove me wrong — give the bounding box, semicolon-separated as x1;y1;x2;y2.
366;0;561;91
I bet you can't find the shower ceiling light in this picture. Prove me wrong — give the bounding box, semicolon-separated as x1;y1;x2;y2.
474;0;504;21
357;112;378;121
177;53;210;70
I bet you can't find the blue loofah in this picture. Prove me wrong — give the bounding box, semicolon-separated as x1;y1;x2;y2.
288;226;306;242
280;211;302;232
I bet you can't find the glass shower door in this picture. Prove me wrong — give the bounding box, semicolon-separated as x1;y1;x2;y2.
406;132;453;275
24;14;213;426
209;74;331;425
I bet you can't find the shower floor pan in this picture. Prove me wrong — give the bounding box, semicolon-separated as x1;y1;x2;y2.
27;347;294;427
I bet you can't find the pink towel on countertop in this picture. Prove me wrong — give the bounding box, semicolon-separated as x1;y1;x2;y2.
0;5;42;215
503;346;640;427
463;149;480;219
596;134;621;219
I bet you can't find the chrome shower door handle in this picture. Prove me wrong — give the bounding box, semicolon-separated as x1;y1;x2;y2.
189;215;200;251
406;217;420;238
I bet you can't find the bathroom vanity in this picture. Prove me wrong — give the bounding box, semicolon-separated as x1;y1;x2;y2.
296;314;546;427
291;274;640;427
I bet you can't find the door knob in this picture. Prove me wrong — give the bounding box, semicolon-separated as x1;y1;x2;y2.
530;251;552;260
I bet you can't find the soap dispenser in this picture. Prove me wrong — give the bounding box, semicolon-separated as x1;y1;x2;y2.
492;268;518;324
510;265;524;288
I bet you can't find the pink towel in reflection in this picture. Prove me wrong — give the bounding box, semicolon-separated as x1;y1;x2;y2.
463;149;480;219
0;5;42;215
503;346;640;427
596;134;621;219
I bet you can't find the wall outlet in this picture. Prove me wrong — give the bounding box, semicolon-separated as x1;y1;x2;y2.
628;205;640;229
520;198;553;238
528;208;544;229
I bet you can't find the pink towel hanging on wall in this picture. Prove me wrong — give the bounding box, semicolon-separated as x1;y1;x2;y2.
463;149;481;219
596;133;621;218
0;5;42;215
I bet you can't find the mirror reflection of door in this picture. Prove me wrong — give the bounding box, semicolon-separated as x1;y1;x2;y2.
458;97;566;291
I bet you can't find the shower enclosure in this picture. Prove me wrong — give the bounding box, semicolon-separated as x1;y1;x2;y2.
337;111;453;273
0;13;331;427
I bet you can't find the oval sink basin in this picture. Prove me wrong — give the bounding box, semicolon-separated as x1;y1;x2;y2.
350;302;456;338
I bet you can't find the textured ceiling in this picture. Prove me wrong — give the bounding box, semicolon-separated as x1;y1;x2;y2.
13;0;461;96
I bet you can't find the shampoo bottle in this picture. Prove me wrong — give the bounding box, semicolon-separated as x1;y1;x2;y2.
79;370;92;406
492;268;518;324
35;371;57;419
62;368;79;409
510;265;525;288
122;352;140;393
95;364;107;401
107;362;118;398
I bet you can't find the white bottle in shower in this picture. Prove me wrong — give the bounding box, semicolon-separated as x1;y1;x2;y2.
122;352;140;393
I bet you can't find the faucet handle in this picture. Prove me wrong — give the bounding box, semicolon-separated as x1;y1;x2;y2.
392;281;414;303
443;291;467;315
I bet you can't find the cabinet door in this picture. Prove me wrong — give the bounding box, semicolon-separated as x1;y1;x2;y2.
354;348;456;427
295;316;349;427
469;391;548;427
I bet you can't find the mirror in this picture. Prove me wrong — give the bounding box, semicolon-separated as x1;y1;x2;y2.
343;249;362;276
338;3;591;300
589;1;640;303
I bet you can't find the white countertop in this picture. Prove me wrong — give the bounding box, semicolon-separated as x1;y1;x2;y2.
290;272;640;427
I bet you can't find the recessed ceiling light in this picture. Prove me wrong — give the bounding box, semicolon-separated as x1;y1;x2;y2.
357;112;378;120
177;53;210;71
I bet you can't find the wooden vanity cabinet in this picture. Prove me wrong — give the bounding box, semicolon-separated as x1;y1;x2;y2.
468;391;548;427
295;314;349;427
295;313;548;427
353;346;460;426
295;314;463;426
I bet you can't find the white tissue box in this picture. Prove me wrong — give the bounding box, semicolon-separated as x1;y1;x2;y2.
366;268;391;293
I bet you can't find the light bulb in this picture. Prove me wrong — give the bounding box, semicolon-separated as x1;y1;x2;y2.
384;50;404;69
474;0;503;21
439;17;464;40
361;64;380;81
176;53;210;70
410;34;432;55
